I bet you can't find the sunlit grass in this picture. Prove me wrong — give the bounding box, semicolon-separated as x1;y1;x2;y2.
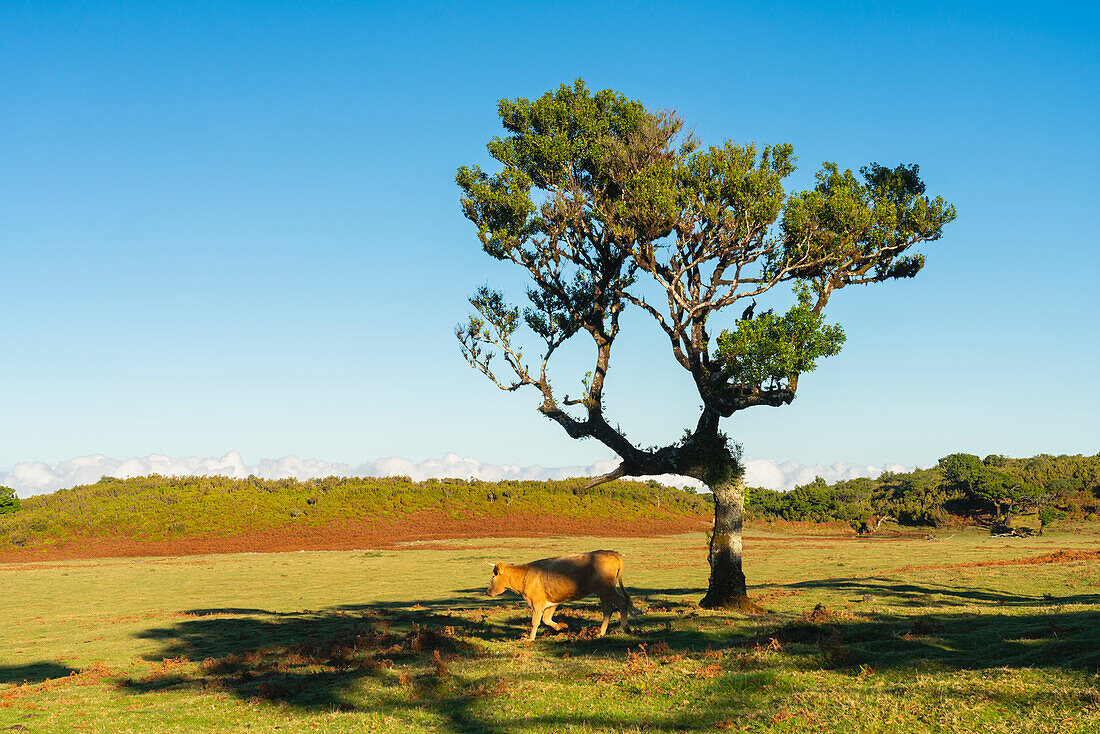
3;529;1099;732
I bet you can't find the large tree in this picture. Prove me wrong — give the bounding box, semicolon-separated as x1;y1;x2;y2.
938;453;982;496
456;80;956;608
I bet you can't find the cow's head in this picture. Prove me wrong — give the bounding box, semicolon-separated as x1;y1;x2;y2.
486;563;507;596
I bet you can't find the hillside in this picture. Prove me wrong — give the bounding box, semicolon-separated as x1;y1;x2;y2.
0;474;710;560
4;451;1097;560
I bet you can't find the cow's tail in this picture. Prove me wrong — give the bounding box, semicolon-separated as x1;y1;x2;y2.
617;561;636;616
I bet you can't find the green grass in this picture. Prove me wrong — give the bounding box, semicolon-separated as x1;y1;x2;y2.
3;529;1100;732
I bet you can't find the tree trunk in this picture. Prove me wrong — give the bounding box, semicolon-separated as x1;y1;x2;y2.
700;476;754;610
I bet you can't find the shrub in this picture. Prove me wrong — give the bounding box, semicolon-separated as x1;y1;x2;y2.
924;509;955;528
0;486;19;515
1038;507;1066;527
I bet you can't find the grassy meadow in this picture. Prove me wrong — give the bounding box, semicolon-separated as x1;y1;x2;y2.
3;528;1100;733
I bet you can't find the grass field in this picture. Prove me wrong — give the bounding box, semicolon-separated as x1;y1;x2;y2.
3;528;1100;733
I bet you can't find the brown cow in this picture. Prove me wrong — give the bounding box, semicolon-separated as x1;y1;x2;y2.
485;550;633;640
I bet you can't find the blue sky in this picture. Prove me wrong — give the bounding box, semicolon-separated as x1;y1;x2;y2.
2;1;1097;493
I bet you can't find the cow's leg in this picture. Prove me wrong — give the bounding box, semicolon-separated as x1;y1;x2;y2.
618;592;631;633
542;604;567;631
529;601;547;641
598;597;613;636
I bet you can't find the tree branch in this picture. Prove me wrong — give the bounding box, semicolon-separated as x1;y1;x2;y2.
582;464;625;489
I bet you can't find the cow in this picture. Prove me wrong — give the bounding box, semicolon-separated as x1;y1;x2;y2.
485;549;633;641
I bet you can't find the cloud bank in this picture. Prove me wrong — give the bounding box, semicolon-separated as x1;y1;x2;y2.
0;452;912;498
742;456;912;492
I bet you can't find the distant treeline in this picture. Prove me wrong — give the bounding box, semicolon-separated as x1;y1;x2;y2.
747;453;1100;529
4;452;1097;547
0;474;708;547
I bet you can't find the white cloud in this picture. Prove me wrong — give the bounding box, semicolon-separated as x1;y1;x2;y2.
743;457;912;492
0;451;912;497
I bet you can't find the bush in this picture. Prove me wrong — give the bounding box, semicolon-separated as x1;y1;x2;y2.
1038;506;1066;527
0;486;18;515
849;518;872;534
924;509;955;528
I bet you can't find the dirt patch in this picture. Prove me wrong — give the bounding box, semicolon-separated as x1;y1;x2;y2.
0;510;709;563
896;549;1100;573
387;541;519;552
751;588;806;604
757;520;849;533
748;533;924;544
0;558;213;571
744;519;932;543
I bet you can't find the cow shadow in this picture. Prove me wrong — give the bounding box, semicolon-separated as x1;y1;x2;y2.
0;662;79;685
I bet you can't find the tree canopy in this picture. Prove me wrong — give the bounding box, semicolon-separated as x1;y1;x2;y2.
456;79;956;606
457;80;954;478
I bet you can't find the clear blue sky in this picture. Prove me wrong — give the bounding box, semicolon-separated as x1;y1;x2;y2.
2;1;1097;477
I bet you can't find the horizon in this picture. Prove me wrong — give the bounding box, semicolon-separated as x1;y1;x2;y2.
3;449;922;498
3;3;1097;489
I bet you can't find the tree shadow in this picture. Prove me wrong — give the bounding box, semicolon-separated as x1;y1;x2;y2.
0;662;78;685
120;579;1100;732
743;575;1100;672
776;606;1100;673
779;575;1100;607
183;607;289;616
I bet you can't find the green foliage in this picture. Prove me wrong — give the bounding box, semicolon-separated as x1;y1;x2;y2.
746;452;1100;528
456;78;958;487
783;477;844;522
1038;506;1066;526
0;485;18;514
972;467;1020;517
937;453;981;493
716;284;845;388
877;470;960;527
777;162;956;285
456;79;661;273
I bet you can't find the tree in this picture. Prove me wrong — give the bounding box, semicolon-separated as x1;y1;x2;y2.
974;467;1038;520
456;80;956;608
0;486;18;515
783;477;834;522
938;453;981;495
